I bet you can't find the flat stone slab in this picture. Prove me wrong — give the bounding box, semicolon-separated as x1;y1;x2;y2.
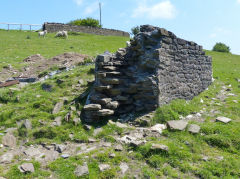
24;147;42;157
2;133;16;147
97;109;114;116
120;163;129;174
74;163;89;177
84;104;101;111
188;124;201;134
167;120;188;131
0;152;14;164
151;144;169;152
114;144;123;151
216;116;232;123
52;101;64;114
99;164;110;171
19;163;35;173
150;124;167;134
61;154;70;159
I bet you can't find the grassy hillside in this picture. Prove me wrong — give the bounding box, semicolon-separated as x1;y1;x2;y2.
0;29;129;69
0;30;240;178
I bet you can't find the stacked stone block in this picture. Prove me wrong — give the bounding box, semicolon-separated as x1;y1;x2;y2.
83;25;213;122
43;23;130;37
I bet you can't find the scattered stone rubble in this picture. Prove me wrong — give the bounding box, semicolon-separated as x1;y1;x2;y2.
0;52;90;87
83;25;213;122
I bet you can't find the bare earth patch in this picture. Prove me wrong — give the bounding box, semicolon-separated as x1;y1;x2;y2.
0;52;89;82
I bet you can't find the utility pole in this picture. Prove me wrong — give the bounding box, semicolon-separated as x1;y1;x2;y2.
99;2;102;27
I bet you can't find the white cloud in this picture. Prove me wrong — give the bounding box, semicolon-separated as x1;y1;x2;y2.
132;0;176;19
210;27;232;38
84;2;99;15
210;33;217;38
237;0;240;4
73;0;84;6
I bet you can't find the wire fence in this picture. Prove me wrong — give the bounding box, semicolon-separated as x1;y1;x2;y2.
0;22;42;31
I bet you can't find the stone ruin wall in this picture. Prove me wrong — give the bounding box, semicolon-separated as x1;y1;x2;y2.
43;23;130;37
83;25;213;122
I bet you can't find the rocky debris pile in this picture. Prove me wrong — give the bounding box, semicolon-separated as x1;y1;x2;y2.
0;52;90;86
51;52;89;66
83;25;212;122
23;54;45;63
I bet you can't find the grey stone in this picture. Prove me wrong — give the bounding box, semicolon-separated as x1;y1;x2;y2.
74;163;89;177
216;116;232;123
102;142;112;147
113;121;128;128
188;124;201;134
24;147;42;157
53;116;62;126
106;101;119;109
115;144;123;151
44;150;59;162
73;118;81;126
109;153;116;158
78;79;84;85
84;104;101;111
130;140;145;147
83;124;92;131
119;163;129;174
52;101;63;114
23;119;32;129
19;163;35;173
0;152;14;164
55;144;66;153
2;133;16;147
151;144;169;152
93;128;103;136
202;156;209;161
100;78;120;85
70;106;77;111
99;164;110;171
64;112;71;122
61;154;70;159
167;120;188;131
97;109;114;116
88;138;97;143
150;124;167;134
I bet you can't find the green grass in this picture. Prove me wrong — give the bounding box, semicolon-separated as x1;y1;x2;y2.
0;29;240;178
0;29;129;69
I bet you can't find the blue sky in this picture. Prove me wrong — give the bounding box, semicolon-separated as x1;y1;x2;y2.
1;0;240;54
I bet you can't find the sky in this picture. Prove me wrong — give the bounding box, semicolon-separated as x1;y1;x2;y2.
0;0;240;54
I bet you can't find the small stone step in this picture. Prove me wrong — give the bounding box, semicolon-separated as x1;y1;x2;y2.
96;72;106;78
84;104;101;111
94;85;112;92
100;78;120;85
106;72;122;76
97;109;114;116
96;54;111;63
115;95;129;101
98;98;112;105
106;101;119;109
103;66;117;71
109;89;122;96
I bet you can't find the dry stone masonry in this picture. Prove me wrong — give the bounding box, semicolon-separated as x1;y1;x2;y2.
43;23;130;37
83;25;213;122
